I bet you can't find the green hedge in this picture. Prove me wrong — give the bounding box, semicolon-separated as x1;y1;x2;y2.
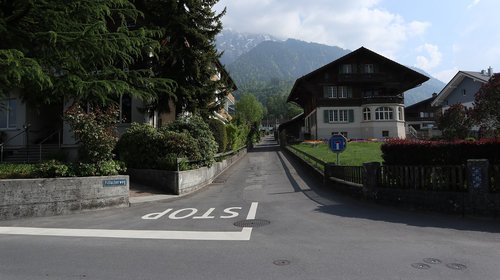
207;118;227;153
117;115;218;170
381;139;500;165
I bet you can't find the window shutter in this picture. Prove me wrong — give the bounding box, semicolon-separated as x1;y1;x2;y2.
323;86;328;98
347;87;353;98
348;110;354;123
324;110;329;123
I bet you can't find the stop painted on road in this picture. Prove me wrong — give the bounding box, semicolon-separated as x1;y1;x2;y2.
141;207;243;220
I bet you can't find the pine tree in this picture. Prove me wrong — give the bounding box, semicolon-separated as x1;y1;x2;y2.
134;0;228;117
0;0;175;106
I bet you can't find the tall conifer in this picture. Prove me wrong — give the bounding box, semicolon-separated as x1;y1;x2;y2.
135;0;228;117
0;0;175;106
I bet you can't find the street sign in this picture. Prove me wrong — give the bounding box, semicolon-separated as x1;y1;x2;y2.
328;134;347;165
328;134;347;152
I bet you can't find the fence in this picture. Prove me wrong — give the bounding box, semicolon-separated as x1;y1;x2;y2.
379;165;466;192
284;146;500;216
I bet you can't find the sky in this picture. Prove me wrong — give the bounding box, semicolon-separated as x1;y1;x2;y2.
214;0;500;83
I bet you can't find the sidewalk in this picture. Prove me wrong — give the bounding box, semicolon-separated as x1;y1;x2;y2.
129;182;177;204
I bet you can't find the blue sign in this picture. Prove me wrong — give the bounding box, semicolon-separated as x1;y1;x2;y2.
328;134;347;153
103;178;128;187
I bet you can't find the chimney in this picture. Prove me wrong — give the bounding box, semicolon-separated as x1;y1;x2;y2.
488;66;493;77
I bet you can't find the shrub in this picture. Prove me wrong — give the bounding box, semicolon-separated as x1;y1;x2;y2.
165;115;218;167
0;164;37;179
381;139;500;165
226;123;248;151
207;118;227;153
116;123;165;169
64;104;119;163
36;160;70;177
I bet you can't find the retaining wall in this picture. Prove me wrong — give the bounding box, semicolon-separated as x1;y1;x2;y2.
0;175;129;220
129;148;246;195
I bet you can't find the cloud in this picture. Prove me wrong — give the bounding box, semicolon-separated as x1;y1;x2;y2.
215;0;430;57
434;67;459;84
415;44;442;71
467;0;480;9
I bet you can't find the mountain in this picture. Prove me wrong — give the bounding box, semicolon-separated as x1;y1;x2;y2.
404;68;445;106
225;39;350;89
216;31;445;106
216;30;280;66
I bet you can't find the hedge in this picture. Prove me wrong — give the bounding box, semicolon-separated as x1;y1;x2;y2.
381;138;500;165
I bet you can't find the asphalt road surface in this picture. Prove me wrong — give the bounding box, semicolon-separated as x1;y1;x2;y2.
1;136;499;280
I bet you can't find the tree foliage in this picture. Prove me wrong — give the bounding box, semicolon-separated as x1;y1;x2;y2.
235;94;264;126
472;73;500;137
0;0;175;105
437;104;472;140
134;0;226;117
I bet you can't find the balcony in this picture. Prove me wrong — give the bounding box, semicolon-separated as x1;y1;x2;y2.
361;96;403;105
337;73;390;83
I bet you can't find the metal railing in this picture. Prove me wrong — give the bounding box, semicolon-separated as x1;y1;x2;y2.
285;145;326;174
38;129;62;161
0;129;28;162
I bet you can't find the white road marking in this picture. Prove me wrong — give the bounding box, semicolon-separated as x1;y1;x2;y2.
0;202;259;241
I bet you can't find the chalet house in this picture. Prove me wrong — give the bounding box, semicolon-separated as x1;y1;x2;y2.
404;93;441;139
431;68;493;111
286;47;429;140
0;61;236;162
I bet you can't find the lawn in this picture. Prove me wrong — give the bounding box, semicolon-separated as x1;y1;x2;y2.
290;141;383;166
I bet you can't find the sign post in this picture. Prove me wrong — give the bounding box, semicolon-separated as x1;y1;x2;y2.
328;134;347;165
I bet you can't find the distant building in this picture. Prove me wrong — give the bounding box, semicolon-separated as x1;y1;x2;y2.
431;68;494;136
404;93;441;139
286;46;429;140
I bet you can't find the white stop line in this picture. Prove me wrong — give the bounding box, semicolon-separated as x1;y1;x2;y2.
0;202;259;241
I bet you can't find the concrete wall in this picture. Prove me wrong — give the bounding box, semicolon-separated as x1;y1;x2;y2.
129;148;247;195
0;175;129;220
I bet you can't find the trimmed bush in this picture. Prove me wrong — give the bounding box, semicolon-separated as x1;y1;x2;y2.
381;139;500;165
118;115;218;170
116;123;165;169
164;115;218;167
226;123;248;151
207;118;227;153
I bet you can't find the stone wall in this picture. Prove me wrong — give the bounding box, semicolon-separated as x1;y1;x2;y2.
0;175;129;220
129;148;246;195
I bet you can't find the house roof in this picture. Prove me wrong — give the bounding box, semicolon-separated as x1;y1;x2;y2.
405;94;438;110
287;46;429;105
431;71;491;107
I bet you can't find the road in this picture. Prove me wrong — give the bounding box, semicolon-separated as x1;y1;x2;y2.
1;136;500;280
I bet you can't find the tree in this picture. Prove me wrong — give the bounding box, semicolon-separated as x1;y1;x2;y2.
472;73;500;137
134;0;227;117
235;94;264;127
437;104;472;140
0;0;175;106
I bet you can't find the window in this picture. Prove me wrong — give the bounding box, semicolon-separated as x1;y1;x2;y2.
112;94;132;123
338;86;351;98
382;130;389;137
325;86;337;98
325;109;354;123
364;64;375;73
120;94;132;123
398;107;404;120
340;64;353;74
363;107;371;121
324;86;352;99
0;99;17;129
375;107;393;120
463;89;466;96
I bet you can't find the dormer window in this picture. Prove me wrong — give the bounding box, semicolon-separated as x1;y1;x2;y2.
324;86;352;99
340;64;353;74
364;64;375;73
